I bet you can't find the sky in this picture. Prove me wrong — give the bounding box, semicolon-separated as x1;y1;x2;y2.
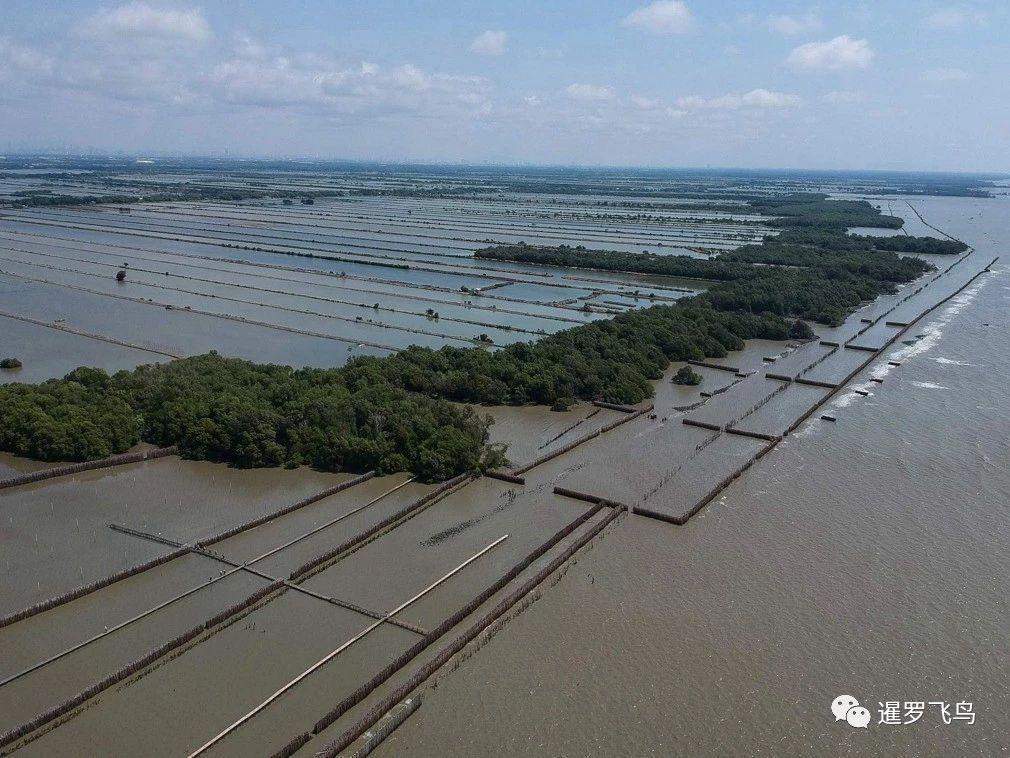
0;1;1006;171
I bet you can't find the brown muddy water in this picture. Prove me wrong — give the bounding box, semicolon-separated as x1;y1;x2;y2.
359;196;1010;757
1;195;1005;757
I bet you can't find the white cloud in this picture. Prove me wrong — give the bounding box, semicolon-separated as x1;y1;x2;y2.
566;83;615;101
822;89;865;104
922;67;969;83
621;1;694;35
766;12;822;35
787;35;874;71
677;88;800;110
82;2;211;43
922;7;986;30
209;56;488;115
470;30;507;56
630;95;661;110
0;37;55;76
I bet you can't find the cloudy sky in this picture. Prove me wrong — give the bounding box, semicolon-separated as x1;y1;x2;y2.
1;1;1006;171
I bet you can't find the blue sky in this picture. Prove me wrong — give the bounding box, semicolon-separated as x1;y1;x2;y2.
1;1;1006;171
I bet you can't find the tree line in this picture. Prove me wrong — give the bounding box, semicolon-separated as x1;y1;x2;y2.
0;193;959;479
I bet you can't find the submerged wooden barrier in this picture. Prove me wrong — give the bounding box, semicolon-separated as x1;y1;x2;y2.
267;501;612;758
778;262;997;439
794;377;838;389
340;696;422;758
843;343;878;353
0;473;482;749
552;486;620;507
592;400;636;413
288;472;475;582
634;437;777;527
0;546;190;631
512;404;653;475
0;308;182;359
764;372;793;382
0;446;177;492
307;505;627;758
723;427;780;442
0;579;287;751
681;418;721;432
0;469;375;631
819;340;840;347
687;359;741;373
198;471;376;546
484;470;525;485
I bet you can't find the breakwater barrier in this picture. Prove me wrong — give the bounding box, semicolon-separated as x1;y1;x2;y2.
0;578;288;752
0;477;419;693
337;696;422;758
0;232;585;326
562;273;698;294
108;523;427;637
778;258;997;438
0;475;472;749
185;535;510;758
288;473;475;582
0;446;177;492
681;418;722;432
0;308;181;359
592;400;636;413
1;244;550;337
0;471;375;631
552;486;621;507
0;256;481;347
511;404;653;476
635;436;778;526
723;427;780;442
297;505;626;758
538;408;602;450
484;470;525;485
843;343;878;353
1;215;666;312
0;268;405;354
687;360;741;373
198;472;376;546
764;372;793;382
794;377;839;389
0;546;190;632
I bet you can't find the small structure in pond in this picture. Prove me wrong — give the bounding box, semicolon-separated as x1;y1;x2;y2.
115;269;127;282
0;357;22;370
672;365;703;386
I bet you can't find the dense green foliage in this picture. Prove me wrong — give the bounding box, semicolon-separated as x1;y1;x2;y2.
749;194;904;229
0;357;22;370
0;379;139;460
0;192;958;479
477;242;935;327
341;304;792;406
0;355;504;481
672;366;702;386
475;196;953;328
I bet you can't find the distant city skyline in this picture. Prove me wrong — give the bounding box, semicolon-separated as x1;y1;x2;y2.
1;1;1006;171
